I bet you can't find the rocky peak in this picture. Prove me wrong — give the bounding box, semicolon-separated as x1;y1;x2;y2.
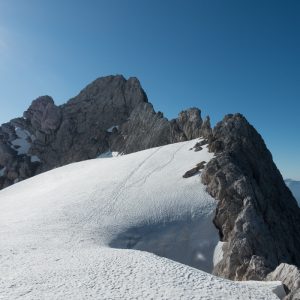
200;115;212;139
0;75;208;190
24;95;62;134
175;108;203;140
67;75;147;109
202;113;300;281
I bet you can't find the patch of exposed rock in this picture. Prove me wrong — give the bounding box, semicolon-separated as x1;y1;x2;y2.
266;263;300;299
201;113;300;281
0;75;210;190
183;161;206;178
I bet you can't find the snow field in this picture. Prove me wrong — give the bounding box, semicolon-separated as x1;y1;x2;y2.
0;139;283;299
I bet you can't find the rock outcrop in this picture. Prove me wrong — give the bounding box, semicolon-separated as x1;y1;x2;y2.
201;114;300;281
266;263;300;298
0;75;209;190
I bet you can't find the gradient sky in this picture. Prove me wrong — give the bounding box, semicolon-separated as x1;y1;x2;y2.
0;0;299;179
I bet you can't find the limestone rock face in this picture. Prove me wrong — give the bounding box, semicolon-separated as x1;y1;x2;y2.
175;108;203;140
201;114;300;281
109;102;171;154
266;263;300;296
0;75;208;190
24;96;62;134
200;116;212;139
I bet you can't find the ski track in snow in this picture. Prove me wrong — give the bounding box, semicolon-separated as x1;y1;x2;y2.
127;142;186;189
67;146;163;246
0;139;283;299
101;146;163;215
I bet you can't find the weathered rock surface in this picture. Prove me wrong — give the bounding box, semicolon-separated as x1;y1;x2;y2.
266;263;300;298
201;114;300;281
24;96;62;134
0;75;209;190
182;161;206;179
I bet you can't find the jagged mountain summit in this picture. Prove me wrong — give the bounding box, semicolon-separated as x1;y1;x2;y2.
0;75;300;299
0;75;211;190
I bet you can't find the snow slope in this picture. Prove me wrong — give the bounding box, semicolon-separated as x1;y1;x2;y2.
0;139;283;299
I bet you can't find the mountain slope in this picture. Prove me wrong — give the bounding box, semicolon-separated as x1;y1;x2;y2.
0;139;282;299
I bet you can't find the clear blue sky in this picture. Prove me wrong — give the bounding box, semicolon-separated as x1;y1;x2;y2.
0;0;299;179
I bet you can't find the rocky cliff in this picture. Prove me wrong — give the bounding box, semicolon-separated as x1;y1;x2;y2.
201;114;300;288
0;75;210;190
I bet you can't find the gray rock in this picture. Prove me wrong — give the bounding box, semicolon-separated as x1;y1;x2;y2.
0;143;16;166
266;263;300;295
0;75;207;190
109;102;171;154
201;116;212;139
183;167;200;178
286;288;300;300
183;160;206;178
24;96;61;134
175;108;203;140
30;75;150;171
191;142;203;152
201;113;300;281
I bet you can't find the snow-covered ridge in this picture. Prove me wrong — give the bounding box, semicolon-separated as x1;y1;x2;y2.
0;139;283;299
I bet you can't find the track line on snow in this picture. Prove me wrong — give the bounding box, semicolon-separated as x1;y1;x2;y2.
126;142;187;189
102;146;163;214
67;146;163;246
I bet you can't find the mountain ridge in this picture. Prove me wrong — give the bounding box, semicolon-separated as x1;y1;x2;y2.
1;74;300;298
0;75;211;190
0;138;283;300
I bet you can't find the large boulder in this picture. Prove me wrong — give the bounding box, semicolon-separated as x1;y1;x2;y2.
109;102;171;154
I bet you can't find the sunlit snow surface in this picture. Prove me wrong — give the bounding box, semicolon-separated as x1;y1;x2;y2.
0;139;282;299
